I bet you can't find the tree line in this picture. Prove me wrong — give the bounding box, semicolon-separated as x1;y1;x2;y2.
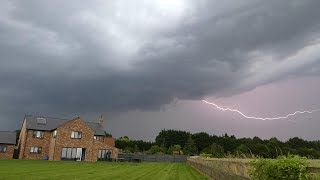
115;129;320;158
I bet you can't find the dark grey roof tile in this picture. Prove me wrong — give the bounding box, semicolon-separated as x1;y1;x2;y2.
86;122;105;136
25;115;68;131
0;131;16;144
25;115;105;136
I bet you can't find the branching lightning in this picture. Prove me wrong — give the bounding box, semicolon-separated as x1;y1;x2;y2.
202;100;320;121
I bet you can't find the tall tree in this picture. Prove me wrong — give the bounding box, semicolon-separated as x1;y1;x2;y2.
192;132;212;152
202;143;224;157
183;136;198;155
155;129;190;148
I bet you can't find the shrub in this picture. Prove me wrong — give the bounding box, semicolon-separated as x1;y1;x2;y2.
201;143;224;157
199;153;212;158
145;145;166;155
250;155;310;180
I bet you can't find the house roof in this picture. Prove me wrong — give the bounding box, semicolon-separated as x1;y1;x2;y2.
0;131;16;144
25;115;106;136
86;122;106;136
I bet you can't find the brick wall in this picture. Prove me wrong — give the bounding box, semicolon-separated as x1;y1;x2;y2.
17;117;118;161
93;139;119;160
53;118;95;161
0;144;14;159
48;137;56;160
17;120;27;159
22;130;52;160
104;137;115;147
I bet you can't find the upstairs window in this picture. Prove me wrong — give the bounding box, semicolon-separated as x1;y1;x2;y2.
94;136;104;141
0;145;7;153
53;130;57;138
30;147;42;154
71;131;82;139
33;130;44;138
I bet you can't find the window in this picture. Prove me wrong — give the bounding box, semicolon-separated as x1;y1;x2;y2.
71;131;82;139
33;131;44;138
98;149;112;161
61;148;67;158
66;148;72;158
36;117;47;124
30;147;42;153
0;145;7;153
94;136;104;141
61;148;85;161
53;130;57;138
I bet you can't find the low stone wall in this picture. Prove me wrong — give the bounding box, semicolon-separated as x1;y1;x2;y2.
307;159;320;179
188;158;320;180
187;158;250;180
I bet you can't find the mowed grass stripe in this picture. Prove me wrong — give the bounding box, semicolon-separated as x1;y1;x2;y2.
49;162;146;180
0;160;207;180
99;163;155;179
122;162;165;180
130;162;172;180
146;163;174;180
184;163;207;180
101;162;160;179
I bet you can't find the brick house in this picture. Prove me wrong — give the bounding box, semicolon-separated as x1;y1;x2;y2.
17;115;118;161
0;131;16;159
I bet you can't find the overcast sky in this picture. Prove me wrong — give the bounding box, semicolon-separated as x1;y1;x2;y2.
1;0;320;141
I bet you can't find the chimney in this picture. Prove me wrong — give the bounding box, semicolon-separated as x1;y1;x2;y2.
98;115;104;126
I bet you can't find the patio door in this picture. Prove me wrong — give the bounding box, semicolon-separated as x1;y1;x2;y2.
76;148;85;161
81;148;86;161
98;149;112;161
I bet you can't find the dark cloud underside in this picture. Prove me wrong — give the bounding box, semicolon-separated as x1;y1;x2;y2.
0;0;320;137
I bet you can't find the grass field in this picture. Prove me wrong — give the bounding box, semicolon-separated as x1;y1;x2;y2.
0;160;207;180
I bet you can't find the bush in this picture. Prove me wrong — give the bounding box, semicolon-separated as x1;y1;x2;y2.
201;143;224;157
250;155;310;180
145;145;166;155
199;153;212;158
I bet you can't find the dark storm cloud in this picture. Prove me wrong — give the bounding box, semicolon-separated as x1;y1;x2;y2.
1;0;320;128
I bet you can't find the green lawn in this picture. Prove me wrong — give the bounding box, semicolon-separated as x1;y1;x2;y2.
0;160;207;180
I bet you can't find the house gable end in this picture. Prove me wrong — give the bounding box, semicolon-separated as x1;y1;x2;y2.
57;117;95;132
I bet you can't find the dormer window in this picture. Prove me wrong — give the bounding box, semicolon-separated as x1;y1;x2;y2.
33;130;44;138
71;131;82;139
36;117;47;124
94;136;104;141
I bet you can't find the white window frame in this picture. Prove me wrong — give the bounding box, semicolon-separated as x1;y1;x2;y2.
53;130;57;138
33;130;44;138
61;147;84;161
0;145;7;153
30;146;42;153
98;149;112;161
71;131;82;139
94;136;104;141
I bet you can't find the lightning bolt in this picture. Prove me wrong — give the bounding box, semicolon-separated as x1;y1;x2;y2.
202;100;320;121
